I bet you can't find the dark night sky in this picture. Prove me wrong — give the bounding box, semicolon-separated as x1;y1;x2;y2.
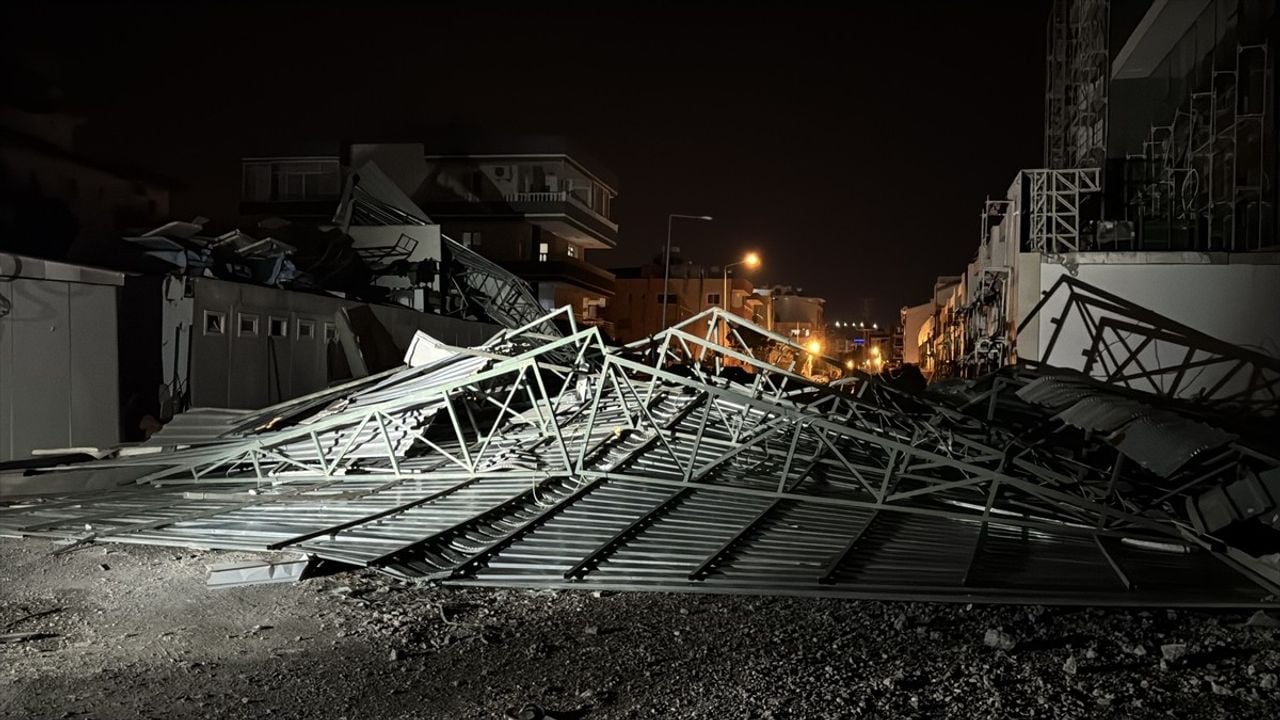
3;2;1049;325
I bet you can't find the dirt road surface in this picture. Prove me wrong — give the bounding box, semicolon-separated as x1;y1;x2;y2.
2;537;1278;719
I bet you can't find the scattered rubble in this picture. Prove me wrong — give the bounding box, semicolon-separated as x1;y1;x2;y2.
7;538;1278;719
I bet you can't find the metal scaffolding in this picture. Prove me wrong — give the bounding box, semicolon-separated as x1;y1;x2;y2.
1126;42;1274;251
2;306;1277;606
1045;0;1109;171
1027;168;1103;255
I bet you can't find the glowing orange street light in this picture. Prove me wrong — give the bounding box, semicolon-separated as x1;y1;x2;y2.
806;340;822;355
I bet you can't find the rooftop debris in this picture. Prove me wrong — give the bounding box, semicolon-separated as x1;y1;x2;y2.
1;306;1278;607
121;159;563;340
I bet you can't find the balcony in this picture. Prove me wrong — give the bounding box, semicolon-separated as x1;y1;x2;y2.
503;191;617;230
500;255;615;296
420;152;619;248
423;191;617;249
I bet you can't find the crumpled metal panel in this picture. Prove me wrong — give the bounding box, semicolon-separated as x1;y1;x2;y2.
1116;415;1237;478
1020;378;1238;478
1015;376;1095;410
1054;395;1147;433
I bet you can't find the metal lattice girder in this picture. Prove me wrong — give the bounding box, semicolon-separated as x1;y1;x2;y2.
1020;274;1280;416
4;308;1279;606
1027;168;1102;254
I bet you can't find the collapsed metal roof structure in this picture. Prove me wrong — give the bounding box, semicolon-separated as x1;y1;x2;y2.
2;306;1278;606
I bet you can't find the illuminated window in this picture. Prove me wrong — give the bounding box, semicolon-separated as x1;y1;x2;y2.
237;313;259;337
297;319;315;340
567;245;578;259
203;310;225;336
538;242;549;262
268;317;288;338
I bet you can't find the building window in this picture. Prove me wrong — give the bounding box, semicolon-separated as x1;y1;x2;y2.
242;158;340;202
567;245;578;259
297;319;316;340
268;317;288;338
237;313;259;337
323;322;337;342
203;310;225;336
706;293;722;306
538;242;549;262
462;231;482;248
657;293;677;304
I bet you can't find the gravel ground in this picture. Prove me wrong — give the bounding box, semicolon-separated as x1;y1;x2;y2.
2;536;1278;719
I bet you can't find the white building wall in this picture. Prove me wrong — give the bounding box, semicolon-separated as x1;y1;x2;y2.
900;302;933;365
1020;252;1280;398
0;256;122;460
167;277;498;411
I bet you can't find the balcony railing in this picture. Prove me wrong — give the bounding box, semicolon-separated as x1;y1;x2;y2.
501;191;618;230
504;191;567;203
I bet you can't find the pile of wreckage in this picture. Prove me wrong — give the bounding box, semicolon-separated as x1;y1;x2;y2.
2;293;1279;606
122;161;563;337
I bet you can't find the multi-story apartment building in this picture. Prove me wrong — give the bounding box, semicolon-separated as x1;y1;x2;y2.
912;0;1280;401
609;258;762;343
240;136;619;329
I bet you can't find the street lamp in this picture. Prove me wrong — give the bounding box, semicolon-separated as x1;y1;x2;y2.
662;214;713;330
722;252;760;313
721;252;760;345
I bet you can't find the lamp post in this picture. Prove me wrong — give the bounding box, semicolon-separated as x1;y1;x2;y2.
720;252;761;346
662;214;713;330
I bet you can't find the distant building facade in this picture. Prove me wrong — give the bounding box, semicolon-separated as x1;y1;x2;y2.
240;136;619;331
609;257;762;343
761;286;826;345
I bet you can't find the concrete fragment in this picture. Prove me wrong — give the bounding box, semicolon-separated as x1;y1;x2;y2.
1160;643;1187;662
983;629;1016;651
1244;610;1280;628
